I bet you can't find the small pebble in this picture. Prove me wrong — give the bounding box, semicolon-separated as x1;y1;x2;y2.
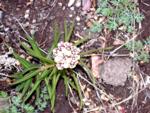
23;22;30;27
77;22;81;25
62;6;66;10
76;16;80;21
68;0;75;7
25;9;30;14
85;102;91;106
32;19;36;23
24;9;30;19
70;6;75;11
30;29;36;35
94;16;98;20
20;54;25;59
69;14;73;18
58;2;63;7
75;0;81;7
83;27;87;30
4;28;9;32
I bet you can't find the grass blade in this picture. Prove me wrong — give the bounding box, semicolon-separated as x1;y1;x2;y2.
11;70;40;85
64;21;74;42
47;24;60;57
13;52;33;68
24;70;51;102
72;72;83;108
50;73;60;111
26;35;43;56
21;78;32;98
45;77;52;111
79;61;96;84
63;75;69;96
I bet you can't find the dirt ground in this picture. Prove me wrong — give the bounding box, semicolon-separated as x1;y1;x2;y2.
0;0;150;113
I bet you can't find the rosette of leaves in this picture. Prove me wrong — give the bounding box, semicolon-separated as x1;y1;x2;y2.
11;22;105;112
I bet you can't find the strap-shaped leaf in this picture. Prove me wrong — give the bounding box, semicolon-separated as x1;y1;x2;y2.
13;52;33;69
21;42;54;64
21;78;32;98
45;77;52;110
50;73;60;111
78;61;96;84
63;73;69;96
47;24;60;57
16;82;26;92
26;35;43;56
72;72;83;108
24;80;41;102
69;79;77;90
11;70;40;85
23;70;51;102
74;37;89;46
35;72;42;100
64;21;74;42
13;65;39;77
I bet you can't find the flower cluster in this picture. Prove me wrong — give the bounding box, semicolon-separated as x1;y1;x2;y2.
53;42;80;70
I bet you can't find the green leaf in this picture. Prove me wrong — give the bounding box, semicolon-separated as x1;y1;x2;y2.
21;42;54;64
101;8;112;16
11;70;40;85
36;76;40;100
74;37;89;46
16;83;25;92
64;21;74;42
107;19;118;31
50;73;60;111
13;52;33;69
21;78;32;98
45;78;52;109
69;80;77;90
63;74;69;96
26;35;43;56
47;24;60;57
79;61;96;84
90;22;103;33
72;72;83;108
0;91;8;98
23;70;51;102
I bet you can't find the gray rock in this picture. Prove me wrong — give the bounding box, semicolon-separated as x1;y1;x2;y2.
100;57;133;86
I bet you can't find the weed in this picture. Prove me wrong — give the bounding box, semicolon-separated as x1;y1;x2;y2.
10;22;111;112
35;87;49;112
0;91;35;113
91;0;144;33
125;39;150;63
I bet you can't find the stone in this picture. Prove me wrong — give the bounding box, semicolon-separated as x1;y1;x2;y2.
100;57;133;86
68;0;75;7
76;16;80;21
70;6;75;11
58;2;62;7
75;0;81;7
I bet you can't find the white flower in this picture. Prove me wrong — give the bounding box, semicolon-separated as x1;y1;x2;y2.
53;42;80;70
